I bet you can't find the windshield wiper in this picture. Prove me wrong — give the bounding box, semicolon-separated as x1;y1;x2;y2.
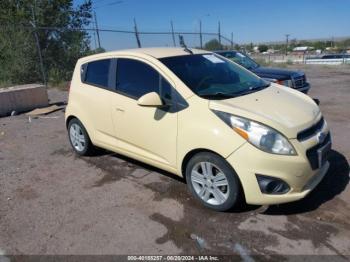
232;83;270;96
199;92;234;99
252;82;270;90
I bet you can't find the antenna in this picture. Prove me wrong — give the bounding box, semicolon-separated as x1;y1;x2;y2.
178;35;193;54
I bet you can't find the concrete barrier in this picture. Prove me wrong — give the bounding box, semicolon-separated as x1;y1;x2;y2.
0;84;49;117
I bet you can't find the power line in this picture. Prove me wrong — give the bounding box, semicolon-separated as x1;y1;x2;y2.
93;0;113;4
93;0;123;9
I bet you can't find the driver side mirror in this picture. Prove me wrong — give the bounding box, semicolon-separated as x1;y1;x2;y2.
137;92;163;107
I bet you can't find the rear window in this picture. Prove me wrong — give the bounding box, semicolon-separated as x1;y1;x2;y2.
84;59;111;88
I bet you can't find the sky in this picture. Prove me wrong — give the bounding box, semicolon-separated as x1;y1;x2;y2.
74;0;350;50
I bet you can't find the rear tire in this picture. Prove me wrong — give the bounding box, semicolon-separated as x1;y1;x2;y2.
185;152;242;211
68;118;95;156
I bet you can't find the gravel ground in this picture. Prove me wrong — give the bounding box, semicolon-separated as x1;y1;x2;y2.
0;65;349;258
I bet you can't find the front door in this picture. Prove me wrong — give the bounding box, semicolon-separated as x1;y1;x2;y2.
111;58;177;169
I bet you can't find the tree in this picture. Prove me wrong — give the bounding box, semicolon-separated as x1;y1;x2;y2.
243;42;254;52
337;38;350;51
0;0;93;86
204;39;222;51
258;44;268;53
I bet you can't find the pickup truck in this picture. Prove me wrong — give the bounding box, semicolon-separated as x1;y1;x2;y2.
215;50;311;93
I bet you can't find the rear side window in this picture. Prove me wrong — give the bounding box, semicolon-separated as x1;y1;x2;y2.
84;59;111;88
116;58;163;99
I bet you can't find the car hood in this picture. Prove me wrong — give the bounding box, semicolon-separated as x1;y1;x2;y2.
209;84;320;138
251;66;303;80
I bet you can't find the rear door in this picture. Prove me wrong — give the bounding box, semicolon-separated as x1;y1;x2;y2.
80;58;116;144
111;58;177;169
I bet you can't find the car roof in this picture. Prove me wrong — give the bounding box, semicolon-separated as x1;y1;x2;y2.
81;47;210;61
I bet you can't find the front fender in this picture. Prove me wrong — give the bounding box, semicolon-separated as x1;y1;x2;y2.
176;96;246;175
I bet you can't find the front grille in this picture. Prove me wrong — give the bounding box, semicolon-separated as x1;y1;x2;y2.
297;117;324;141
293;75;306;89
306;133;331;170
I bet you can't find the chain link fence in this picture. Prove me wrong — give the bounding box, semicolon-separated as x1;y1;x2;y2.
89;28;233;50
0;24;234;88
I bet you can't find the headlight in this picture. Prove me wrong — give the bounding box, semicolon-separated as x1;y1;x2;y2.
277;79;293;87
213;111;296;155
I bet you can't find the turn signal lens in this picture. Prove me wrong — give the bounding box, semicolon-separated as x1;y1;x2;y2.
233;127;249;140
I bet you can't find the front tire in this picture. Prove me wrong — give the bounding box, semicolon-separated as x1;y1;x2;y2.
68;118;94;156
185;152;242;211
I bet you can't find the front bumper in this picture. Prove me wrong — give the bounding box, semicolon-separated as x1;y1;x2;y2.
294;82;311;94
226;134;330;205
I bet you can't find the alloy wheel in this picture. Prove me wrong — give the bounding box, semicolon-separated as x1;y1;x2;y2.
190;162;230;205
69;123;86;152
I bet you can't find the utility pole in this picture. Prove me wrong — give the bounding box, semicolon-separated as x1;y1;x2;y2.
93;31;98;49
94;11;101;49
231;32;233;49
199;20;203;49
218;21;221;47
134;18;141;48
30;6;46;86
170;20;176;47
285;34;290;55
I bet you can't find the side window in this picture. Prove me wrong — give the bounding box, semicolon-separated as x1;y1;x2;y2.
160;77;172;102
116;58;162;99
84;59;111;88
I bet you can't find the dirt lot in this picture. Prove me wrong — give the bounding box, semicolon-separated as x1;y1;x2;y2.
0;65;349;258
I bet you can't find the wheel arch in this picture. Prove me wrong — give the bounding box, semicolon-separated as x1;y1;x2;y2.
181;148;223;182
65;115;77;129
181;148;247;204
65;115;94;143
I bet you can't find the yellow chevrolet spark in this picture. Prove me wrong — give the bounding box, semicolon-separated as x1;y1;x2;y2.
65;47;331;211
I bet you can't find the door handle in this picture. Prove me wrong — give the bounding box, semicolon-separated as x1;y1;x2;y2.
115;108;125;112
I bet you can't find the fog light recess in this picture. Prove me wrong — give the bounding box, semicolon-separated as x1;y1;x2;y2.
256;174;290;194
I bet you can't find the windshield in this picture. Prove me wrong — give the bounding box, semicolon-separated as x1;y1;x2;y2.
218;51;259;70
160;54;269;100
